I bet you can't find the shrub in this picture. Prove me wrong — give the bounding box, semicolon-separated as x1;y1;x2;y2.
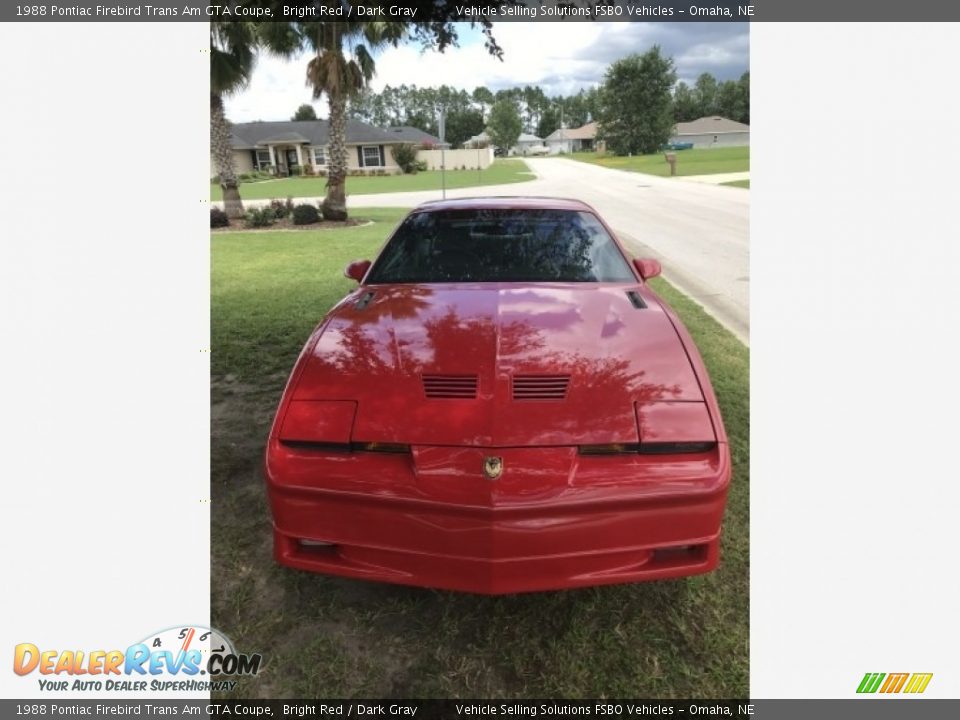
269;197;293;219
244;207;275;228
302;163;314;176
292;203;320;225
414;160;428;173
392;143;419;174
210;174;221;185
210;207;229;228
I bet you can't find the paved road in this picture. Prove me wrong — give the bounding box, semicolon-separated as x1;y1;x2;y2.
681;171;750;185
348;158;749;344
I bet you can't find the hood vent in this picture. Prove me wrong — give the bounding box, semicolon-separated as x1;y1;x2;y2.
513;375;570;401
626;290;647;309
422;374;478;399
355;291;376;310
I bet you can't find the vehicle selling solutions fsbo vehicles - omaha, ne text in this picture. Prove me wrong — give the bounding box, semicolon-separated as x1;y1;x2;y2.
265;197;732;594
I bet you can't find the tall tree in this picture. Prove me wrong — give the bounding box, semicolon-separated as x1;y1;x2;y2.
583;86;600;121
597;48;677;155
349;83;487;147
487;98;522;152
673;81;698;122
560;90;591;129
291;103;317;121
444;108;486;148
537;104;561;139
522;85;548;134
737;71;750;124
716;80;742;122
210;20;257;219
260;21;404;220
694;72;719;117
472;86;495;119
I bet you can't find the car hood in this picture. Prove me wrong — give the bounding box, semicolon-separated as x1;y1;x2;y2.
294;283;704;446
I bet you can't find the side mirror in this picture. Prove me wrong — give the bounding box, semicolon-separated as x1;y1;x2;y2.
633;258;661;281
344;259;371;283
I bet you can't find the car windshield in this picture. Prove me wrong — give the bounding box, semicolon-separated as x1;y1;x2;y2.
366;208;635;284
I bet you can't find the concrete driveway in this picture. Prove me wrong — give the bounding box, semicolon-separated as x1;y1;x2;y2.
347;158;749;344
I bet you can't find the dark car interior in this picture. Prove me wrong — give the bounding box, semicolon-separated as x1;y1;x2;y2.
367;209;635;284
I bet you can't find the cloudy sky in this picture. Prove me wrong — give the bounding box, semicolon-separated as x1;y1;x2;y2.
225;22;749;122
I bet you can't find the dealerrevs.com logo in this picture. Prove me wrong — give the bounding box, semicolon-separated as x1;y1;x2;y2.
857;672;933;694
13;625;261;693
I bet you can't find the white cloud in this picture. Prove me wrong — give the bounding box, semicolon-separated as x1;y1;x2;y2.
224;22;748;123
367;22;607;97
225;50;325;123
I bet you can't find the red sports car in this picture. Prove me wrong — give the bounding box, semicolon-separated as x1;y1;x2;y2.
265;197;731;594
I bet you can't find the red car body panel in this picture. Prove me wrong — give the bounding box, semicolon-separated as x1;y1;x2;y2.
265;197;732;594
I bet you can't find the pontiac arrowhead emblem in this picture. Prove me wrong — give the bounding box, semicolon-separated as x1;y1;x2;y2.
483;456;503;480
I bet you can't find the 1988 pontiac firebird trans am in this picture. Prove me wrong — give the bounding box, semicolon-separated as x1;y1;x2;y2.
265;197;731;594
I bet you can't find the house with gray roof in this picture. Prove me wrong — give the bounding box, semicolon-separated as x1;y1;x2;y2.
544;121;599;154
385;126;442;146
211;118;418;178
669;116;750;148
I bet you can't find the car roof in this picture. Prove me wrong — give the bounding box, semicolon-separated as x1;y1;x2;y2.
412;196;596;213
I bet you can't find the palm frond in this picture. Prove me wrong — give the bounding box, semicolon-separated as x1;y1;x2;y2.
353;44;377;83
210;20;257;97
257;21;303;58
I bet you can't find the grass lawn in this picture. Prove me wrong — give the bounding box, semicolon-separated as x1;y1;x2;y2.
211;213;749;698
569;147;749;177
211;159;533;201
722;180;750;189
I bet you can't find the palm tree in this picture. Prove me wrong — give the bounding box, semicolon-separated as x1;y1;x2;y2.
261;22;404;221
210;21;258;219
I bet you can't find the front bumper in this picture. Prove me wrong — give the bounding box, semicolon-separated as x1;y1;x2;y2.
265;443;731;594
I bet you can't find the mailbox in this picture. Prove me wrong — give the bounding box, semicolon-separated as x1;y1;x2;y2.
664;152;677;176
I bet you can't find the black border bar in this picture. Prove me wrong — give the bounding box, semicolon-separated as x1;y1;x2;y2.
3;700;960;719
5;1;960;22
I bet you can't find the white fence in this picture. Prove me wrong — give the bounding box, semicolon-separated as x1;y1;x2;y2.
416;147;494;171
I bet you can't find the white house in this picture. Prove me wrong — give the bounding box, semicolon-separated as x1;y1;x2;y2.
464;130;545;156
544;121;599;154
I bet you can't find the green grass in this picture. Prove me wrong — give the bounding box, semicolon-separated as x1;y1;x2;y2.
722;180;750;189
211;215;749;698
211;159;533;201
569;147;749;177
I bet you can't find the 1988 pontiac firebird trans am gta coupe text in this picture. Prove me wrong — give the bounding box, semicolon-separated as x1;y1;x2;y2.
265;197;731;594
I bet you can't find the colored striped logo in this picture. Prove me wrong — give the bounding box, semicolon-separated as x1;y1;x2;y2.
857;672;933;694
